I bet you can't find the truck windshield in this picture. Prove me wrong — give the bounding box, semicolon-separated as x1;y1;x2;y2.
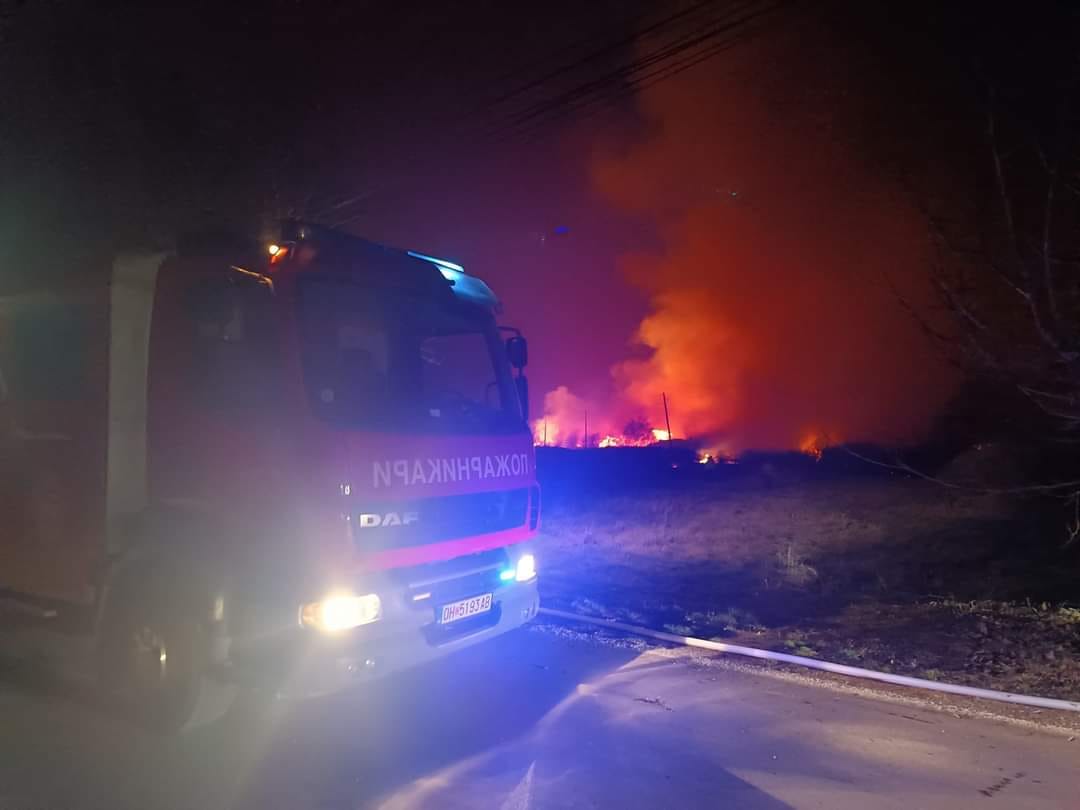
297;278;522;433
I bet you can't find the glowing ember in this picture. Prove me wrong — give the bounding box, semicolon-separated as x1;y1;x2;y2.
651;428;671;442
798;434;824;461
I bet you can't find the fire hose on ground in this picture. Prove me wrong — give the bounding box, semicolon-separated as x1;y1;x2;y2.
538;607;1080;714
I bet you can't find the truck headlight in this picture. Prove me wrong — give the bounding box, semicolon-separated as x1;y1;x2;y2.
515;553;537;583
301;593;382;632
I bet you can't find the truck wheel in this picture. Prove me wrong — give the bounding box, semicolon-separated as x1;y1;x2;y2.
98;588;206;733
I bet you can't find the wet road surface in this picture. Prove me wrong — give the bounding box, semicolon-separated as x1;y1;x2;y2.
0;624;1075;809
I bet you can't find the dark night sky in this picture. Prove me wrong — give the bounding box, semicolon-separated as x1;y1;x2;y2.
1;0;662;419
2;0;1077;450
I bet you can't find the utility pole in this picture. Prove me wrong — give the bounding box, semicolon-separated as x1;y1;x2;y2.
662;392;672;443
583;410;588;448
543;420;548;447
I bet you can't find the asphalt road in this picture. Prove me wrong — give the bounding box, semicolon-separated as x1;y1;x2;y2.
0;624;1075;810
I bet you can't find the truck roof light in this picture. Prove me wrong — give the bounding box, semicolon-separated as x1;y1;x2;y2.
408;250;501;311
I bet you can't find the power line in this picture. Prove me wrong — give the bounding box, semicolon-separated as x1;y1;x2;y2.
309;4;669;220
501;37;746;145
479;0;728;114
477;3;657;92
499;11;775;144
310;0;786;223
486;0;783;143
499;1;756;124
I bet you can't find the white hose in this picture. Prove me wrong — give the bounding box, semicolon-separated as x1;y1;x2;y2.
539;607;1080;713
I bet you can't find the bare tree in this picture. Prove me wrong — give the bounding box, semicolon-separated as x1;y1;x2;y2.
622;418;654;443
923;73;1079;421
884;51;1080;541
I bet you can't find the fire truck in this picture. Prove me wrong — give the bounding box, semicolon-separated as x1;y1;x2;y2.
0;222;540;730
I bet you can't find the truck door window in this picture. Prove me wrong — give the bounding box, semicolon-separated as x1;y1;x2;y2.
420;331;500;411
298;279;521;433
319;322;389;407
188;279;281;412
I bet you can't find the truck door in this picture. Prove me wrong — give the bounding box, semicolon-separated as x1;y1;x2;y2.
148;270;286;516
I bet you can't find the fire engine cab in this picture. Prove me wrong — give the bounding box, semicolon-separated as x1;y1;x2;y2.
0;222;540;730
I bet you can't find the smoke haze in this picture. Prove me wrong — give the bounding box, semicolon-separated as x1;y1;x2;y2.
537;23;956;453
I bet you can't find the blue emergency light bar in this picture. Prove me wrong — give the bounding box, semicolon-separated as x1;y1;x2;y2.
274;222;501;312
406;250;464;273
406;250;500;312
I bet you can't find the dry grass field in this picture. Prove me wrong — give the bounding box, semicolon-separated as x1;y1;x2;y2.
538;476;1080;699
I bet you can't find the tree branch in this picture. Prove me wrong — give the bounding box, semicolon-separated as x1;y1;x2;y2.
844;445;1080;496
1040;159;1060;326
987;99;1023;272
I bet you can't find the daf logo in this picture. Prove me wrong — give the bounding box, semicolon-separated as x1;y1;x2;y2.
358;511;419;528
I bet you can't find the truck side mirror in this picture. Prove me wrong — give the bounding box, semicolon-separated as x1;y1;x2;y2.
515;374;529;423
506;335;528;370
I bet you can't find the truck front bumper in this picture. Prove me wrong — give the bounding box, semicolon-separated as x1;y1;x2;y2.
225;562;540;700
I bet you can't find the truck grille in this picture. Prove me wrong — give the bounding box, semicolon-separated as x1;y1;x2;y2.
353;488;529;551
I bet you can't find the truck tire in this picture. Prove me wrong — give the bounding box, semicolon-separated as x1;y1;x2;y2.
97;581;206;733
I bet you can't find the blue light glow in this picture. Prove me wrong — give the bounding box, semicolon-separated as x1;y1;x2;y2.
499;568;516;582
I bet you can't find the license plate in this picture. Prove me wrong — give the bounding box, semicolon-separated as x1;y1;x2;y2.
439;593;493;624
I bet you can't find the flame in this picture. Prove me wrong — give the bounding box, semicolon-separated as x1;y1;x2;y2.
532;391;676;449
595;430;667;448
532;386;833;464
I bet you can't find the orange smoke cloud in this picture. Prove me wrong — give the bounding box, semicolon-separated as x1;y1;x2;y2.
583;26;956;453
